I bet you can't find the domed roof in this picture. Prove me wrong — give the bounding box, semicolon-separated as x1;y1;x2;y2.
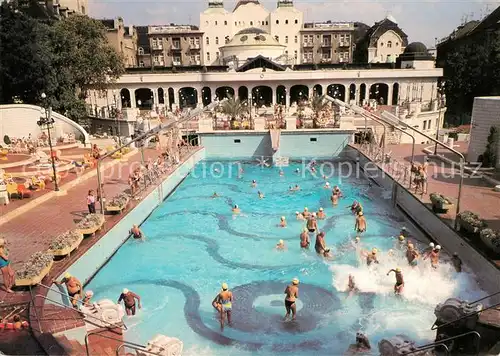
404;42;428;54
235;27;268;35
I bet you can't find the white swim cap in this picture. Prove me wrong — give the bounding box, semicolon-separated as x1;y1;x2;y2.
85;290;94;297
436;245;441;250
326;182;330;186
123;288;129;294
279;239;283;244
429;242;435;247
319;207;324;211
295;211;299;214
281;216;285;220
304;207;308;211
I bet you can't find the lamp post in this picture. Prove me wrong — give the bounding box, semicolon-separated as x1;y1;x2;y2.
38;93;59;191
112;90;121;146
434;81;446;155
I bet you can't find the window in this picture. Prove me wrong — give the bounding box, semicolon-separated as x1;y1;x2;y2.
276;20;279;24
266;21;268;25
423;120;427;130
152;38;157;47
190;37;195;45
387;41;392;48
225;36;230;44
294;50;297;58
275;35;279;42
285;36;288;44
295;19;298;24
206;37;210;45
81;6;85;14
190;55;195;63
195;38;200;46
173;39;180;48
380;42;384;47
215;21;218;25
138;47;144;55
285;19;288;24
207;52;210;61
139;60;144;67
396;42;399;46
310;138;317;142
215;37;219;45
196;54;200;62
428;120;432;129
340;34;345;41
322;51;331;60
250;21;253;25
224;20;227;25
173;55;181;64
285;50;288;55
216;52;220;59
235;21;237;26
234;139;241;143
294;35;298;43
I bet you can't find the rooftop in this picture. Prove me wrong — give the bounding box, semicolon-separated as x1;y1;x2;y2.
148;24;200;34
303;21;354;30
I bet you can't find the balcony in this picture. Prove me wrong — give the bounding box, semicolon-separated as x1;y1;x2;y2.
151;43;163;50
189;43;200;50
173;61;182;66
302;42;313;48
153;61;165;67
339;41;350;47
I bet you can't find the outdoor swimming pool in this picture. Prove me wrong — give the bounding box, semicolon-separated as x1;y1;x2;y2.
87;160;484;355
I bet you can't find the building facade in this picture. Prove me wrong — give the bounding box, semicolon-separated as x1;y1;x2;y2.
300;22;354;64
99;18;138;68
200;0;303;65
353;16;408;63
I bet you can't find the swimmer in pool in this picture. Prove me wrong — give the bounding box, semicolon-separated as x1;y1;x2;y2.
424;244;441;269
406;243;420;267
279;216;287;227
363;248;379;266
333;185;343;197
306;214;317;233
324;182;330;189
303;207;310;219
251;179;257;187
211;192;219;198
284;278;299;321
451;252;462;273
54;273;82;308
258;191;265;199
388;249;395;256
398;235;406;248
354;236;361;244
317;207;326;220
349;201;363;215
347;274;358;297
295;168;300;174
279;170;284;176
214;168;220;174
300;228;310;248
387;268;404;294
117;288;142;316
355;212;367;233
276;239;286;250
315;231;331;257
232;204;240;214
289;184;300;191
423;242;435;255
400;227;409;238
296;211;305;221
130;224;145;240
212;283;233;329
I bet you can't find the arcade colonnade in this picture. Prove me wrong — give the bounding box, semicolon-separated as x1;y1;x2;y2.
96;80;431;112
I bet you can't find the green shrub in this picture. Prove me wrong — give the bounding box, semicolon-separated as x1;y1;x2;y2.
3;135;11;145
482;126;499;168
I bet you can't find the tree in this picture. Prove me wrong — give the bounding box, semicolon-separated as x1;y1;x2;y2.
310;94;329;128
482;126;499;168
220;95;248;128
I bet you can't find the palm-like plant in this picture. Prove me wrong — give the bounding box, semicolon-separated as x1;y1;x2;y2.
310;94;329;128
219;95;248;125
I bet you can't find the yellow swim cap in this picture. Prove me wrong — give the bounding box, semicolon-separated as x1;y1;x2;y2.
292;278;299;285
221;283;228;290
279;239;284;244
396;267;401;272
64;272;71;279
398;235;405;241
372;248;378;254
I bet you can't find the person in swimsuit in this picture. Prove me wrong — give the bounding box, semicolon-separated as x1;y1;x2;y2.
232;204;240;214
0;239;15;293
423;242;435;256
317;208;326;220
295;211;305;221
324;182;330;189
258;191;265;199
276;239;286;250
424;245;441;269
331;191;339;206
279;216;287;227
306;214;317;233
397;235;406;248
315;232;331;257
349;201;362;215
302;207;310;218
251;179;257;187
284;278;299;320
82;290;93;306
347;275;358;297
363;248;379;266
54;273;82;308
387;268;404;294
211;192;219;198
130;225;145;240
451;252;462;273
118;288;142;316
400;227;409;238
333;185;343;197
406;243;420;267
300;228;310;248
355;212;367;233
212;283;233;329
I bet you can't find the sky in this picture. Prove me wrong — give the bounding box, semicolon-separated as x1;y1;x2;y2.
89;0;499;47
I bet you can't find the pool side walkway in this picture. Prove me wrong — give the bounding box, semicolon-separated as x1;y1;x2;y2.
0;147;200;355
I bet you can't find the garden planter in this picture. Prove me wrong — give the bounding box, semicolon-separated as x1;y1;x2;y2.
457;211;487;236
429;193;454;213
77;214;105;236
105;193;129;214
49;231;84;257
15;252;54;287
479;229;500;254
15;261;53;286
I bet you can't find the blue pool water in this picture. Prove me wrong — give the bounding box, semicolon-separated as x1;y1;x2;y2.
88;160;483;355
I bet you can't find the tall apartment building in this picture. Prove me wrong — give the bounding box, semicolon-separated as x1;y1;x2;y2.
199;0;303;65
99;18;138;68
53;0;88;16
300;22;354;64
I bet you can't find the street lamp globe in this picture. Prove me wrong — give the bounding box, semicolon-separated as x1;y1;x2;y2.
138;100;142;106
40;107;46;116
41;93;46;99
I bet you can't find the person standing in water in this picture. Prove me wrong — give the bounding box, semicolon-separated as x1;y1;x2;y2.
362;248;379;266
118;288;142;316
130;225;145;240
424;245;441;269
315;232;331;257
306;214;318;233
284;278;299;321
451;252;462;272
355;212;367;234
54;273;82;308
317;208;326;219
212;283;233;329
406;243;420;267
279;216;287;227
300;228;310;248
331;190;339;206
387;268;404;294
347;275;358;297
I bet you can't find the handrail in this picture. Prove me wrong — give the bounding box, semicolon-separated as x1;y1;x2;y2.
402;342;449;355
116;343;164;356
34;294;127;331
403;331;481;356
431;301;500;330
37;282;82;305
29;285;42;333
84;330;162;356
467;291;500;306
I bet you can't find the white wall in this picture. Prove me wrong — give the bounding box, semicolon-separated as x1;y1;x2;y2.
200;9;232;65
468;97;500;166
232;3;270;34
0;104;90;145
221;45;285;62
369;30;405;63
269;6;303;59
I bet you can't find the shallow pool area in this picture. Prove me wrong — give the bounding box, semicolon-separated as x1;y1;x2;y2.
87;160;485;355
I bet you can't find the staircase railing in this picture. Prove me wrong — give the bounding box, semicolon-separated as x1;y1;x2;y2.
431;301;500;330
466;291;500;306
402;330;481;356
84;330;162;356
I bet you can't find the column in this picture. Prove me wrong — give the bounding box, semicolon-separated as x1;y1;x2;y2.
197;87;203;108
164;90;170;111
152;88;158;111
271;86;276;105
130;88;136;108
322;84;327;98
387;83;393;106
285;86;290;108
308;85;314;99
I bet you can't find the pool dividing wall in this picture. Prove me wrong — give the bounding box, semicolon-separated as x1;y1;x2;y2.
342;146;500;299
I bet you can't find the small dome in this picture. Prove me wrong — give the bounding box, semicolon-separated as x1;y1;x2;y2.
404;42;428;54
235;27;268;35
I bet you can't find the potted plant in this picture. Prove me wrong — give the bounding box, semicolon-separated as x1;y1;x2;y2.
77;213;105;236
105;192;129;213
457;211;487;235
15;251;54;286
49;230;84;257
429;193;454;213
479;229;500;254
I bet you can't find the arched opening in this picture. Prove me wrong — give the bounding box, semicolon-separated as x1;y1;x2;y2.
251;86;272;107
168;88;176;110
313;84;323;97
158;88;165;104
327;84;346;102
238;86;248;101
179;87;198;109
202;87;212;107
168;88;175;110
392;83;399;105
290;85;309;105
349;84;356;103
369;83;389;105
215;86;235;100
359;84;366;105
135;88;154;110
276;85;286;105
120;88;131;108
